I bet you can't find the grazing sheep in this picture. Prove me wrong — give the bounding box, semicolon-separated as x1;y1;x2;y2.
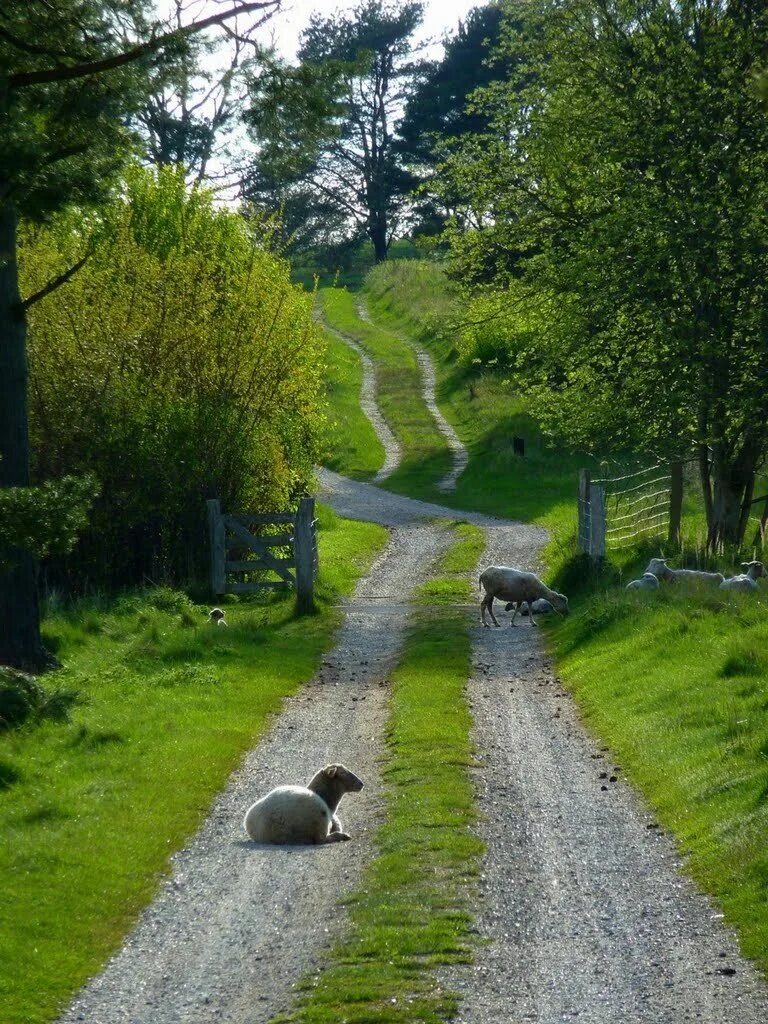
208;607;227;626
644;558;724;585
244;764;363;845
480;566;568;627
626;573;660;591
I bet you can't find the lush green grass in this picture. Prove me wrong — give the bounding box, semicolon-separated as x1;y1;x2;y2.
322;325;384;479
0;507;388;1024
362;263;593;544
551;583;768;970
320;287;453;493
276;522;485;1023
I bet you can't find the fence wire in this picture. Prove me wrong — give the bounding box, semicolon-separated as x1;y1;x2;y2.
599;462;672;550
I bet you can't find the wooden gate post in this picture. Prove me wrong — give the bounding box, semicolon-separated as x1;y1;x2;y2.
578;469;591;553
207;499;226;595
294;497;316;614
589;483;606;560
668;461;683;547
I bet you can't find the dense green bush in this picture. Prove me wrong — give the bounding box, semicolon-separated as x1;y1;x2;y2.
21;168;325;589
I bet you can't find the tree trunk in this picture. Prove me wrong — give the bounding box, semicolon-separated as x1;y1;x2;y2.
0;196;50;670
706;442;756;550
369;217;388;263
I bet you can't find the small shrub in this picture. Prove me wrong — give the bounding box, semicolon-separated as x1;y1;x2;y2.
0;758;22;790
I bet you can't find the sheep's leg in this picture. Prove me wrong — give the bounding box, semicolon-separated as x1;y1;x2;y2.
330;814;342;834
529;604;538;627
487;595;501;627
508;602;519;627
480;594;490;627
324;831;351;843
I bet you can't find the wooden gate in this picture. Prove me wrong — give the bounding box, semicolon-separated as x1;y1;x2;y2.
206;497;317;612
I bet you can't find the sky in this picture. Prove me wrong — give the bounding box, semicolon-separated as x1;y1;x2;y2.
157;0;481;61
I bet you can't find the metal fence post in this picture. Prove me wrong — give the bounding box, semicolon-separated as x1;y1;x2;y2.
207;498;226;595
294;497;316;614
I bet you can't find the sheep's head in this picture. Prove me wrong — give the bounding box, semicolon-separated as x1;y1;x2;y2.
322;764;364;793
742;560;766;579
644;558;669;579
550;592;569;616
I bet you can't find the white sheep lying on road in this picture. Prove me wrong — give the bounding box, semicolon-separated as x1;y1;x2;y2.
720;562;766;593
626;573;660;591
480;566;569;627
244;764;363;845
644;558;724;585
506;598;556;616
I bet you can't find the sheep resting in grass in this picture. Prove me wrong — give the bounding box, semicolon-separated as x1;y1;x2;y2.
243;764;363;845
208;607;227;626
480;566;568;627
644;558;724;585
720;563;766;593
626;573;660;591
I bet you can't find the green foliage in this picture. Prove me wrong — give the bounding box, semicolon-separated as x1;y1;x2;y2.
21;167;325;588
0;510;388;1024
0;474;98;561
245;0;424;262
439;0;768;543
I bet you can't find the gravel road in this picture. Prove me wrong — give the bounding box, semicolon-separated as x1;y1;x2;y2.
356;297;469;491
60;521;453;1024
59;466;768;1024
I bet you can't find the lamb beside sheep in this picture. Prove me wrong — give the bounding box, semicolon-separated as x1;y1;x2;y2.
480;566;569;627
720;560;766;593
626;572;660;591
244;764;363;845
644;558;724;585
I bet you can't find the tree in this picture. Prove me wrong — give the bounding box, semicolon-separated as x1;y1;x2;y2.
440;0;768;547
245;0;424;263
397;3;511;235
0;0;280;669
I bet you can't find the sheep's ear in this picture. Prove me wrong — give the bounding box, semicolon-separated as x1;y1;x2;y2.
741;562;751;568
324;765;338;778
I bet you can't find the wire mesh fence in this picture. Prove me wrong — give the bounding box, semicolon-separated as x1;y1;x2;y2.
578;461;683;559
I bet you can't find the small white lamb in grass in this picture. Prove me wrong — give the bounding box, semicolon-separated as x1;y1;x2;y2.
644;558;724;585
244;764;363;845
626;573;660;591
480;566;568;627
719;562;766;593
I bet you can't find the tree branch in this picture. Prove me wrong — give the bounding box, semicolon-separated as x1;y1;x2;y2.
8;1;281;90
20;250;91;311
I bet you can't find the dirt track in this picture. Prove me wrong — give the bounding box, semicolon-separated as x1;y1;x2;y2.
61;472;768;1024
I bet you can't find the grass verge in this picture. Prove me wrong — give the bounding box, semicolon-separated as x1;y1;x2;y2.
274;522;485;1023
0;506;388;1024
322;324;384;479
552;583;768;971
320;287;453;494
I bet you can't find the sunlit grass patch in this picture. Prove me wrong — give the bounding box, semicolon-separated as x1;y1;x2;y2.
322;324;384;479
0;509;388;1024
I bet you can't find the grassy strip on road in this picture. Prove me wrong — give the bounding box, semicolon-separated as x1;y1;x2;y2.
322;324;384;479
276;522;485;1024
0;507;388;1024
320;287;453;494
550;584;768;972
